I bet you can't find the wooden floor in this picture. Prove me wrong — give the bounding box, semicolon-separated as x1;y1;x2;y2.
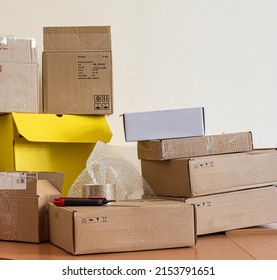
1;224;277;260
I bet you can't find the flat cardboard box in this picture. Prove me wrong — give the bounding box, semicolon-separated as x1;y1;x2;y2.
154;186;277;235
49;200;196;255
0;172;63;243
141;149;277;197
42;26;113;115
0;36;40;113
138;131;253;160
122;107;205;142
0;113;112;196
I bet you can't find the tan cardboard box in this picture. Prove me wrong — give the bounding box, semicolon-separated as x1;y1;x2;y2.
138;131;253;160
141;149;277;197
0;36;40;113
42;26;113;115
151;186;277;235
49;200;196;255
0;172;63;243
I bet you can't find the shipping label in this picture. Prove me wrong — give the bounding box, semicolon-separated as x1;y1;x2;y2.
0;172;27;190
77;55;109;80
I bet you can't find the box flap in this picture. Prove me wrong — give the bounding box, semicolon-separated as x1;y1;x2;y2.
37;172;64;192
37;179;61;197
43;26;111;51
12;113;112;143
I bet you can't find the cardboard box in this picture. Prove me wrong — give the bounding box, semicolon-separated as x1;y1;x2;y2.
49;200;196;255
141;149;277;197
42;26;113;115
0;36;40;113
0;172;63;243
0;113;112;196
122;107;205;142
155;186;277;235
138;131;253;160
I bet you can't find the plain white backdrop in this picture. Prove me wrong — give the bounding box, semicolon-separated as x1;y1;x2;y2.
1;0;277;147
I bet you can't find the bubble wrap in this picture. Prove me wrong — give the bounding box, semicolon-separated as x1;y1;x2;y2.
68;141;154;200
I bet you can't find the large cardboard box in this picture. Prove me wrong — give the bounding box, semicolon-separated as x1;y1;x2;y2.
141;149;277;197
42;26;113;115
155;186;277;235
0;172;63;243
0;36;40;113
122;107;205;142
49;200;196;255
138;131;253;160
0;113;112;196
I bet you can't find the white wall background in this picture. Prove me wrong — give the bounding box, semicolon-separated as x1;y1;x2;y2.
1;0;277;147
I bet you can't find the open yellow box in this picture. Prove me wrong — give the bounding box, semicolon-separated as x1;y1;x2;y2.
0;113;112;195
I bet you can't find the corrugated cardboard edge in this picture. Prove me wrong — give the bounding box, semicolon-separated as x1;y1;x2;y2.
48;203;75;254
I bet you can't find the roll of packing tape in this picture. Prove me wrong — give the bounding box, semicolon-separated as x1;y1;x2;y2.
82;184;116;201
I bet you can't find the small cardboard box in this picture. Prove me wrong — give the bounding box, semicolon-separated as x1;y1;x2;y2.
49;200;196;255
122;107;205;142
141;149;277;197
0;172;63;243
42;26;113;115
154;186;277;235
138;131;253;160
0;113;112;196
0;36;40;113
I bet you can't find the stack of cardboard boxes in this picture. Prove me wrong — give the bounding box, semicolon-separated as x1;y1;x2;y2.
123;107;277;235
0;26;113;243
0;26;113;197
48;107;200;255
0;27;199;255
1;27;277;256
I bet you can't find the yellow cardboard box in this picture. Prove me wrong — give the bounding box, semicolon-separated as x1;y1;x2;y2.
0;113;112;195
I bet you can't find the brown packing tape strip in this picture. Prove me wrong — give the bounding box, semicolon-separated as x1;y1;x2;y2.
82;184;116;201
